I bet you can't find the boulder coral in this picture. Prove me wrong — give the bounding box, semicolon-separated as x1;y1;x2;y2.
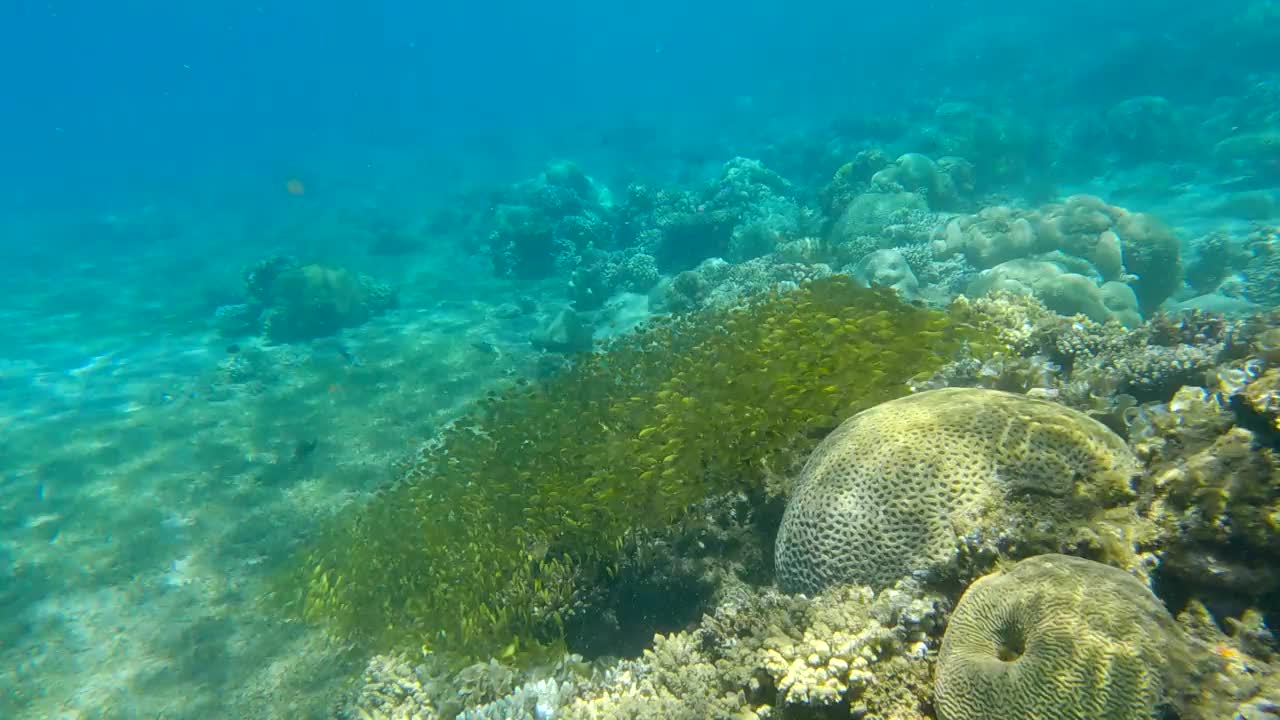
852;248;920;301
775;388;1140;595
869;152;975;211
967;257;1142;327
828;190;932;259
934;554;1189;720
934;195;1182;314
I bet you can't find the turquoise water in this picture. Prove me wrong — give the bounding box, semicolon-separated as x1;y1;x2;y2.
2;1;1279;717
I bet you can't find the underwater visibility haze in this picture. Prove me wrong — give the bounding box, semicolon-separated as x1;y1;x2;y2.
3;0;1280;718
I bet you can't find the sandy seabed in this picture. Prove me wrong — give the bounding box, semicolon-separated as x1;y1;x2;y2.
0;254;545;719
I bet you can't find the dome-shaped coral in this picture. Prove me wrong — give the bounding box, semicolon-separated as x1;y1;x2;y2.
774;388;1138;594
933;196;1183;315
935;554;1187;720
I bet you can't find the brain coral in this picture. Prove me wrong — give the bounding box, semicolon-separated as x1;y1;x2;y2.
934;554;1187;720
774;388;1138;594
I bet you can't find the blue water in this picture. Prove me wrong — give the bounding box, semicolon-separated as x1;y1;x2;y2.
2;1;1278;717
2;1;1248;213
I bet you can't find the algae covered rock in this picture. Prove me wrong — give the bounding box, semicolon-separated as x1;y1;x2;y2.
775;388;1139;594
935;554;1188;720
224;257;396;343
262;263;396;343
1140;369;1280;610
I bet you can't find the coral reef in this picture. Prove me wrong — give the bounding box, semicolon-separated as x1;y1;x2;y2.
851;248;920;301
647;157;819;272
288;279;995;660
486;161;616;279
649;257;835;315
869;153;975;211
714;157;814;262
934;554;1190;720
559;582;943;720
337;654;438;720
775;388;1141;595
1242;226;1280;307
1185;231;1247;296
828;191;931;258
336;652;593;720
934;195;1183;315
1181;607;1280;720
332;581;947;720
819;148;892;217
758;584;942;713
967;257;1142;326
926;293;1280;639
464;676;580;719
30;20;1280;720
335;561;1280;720
1125;363;1280;619
934;291;1242;415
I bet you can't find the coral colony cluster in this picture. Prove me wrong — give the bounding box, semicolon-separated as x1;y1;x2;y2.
196;71;1280;720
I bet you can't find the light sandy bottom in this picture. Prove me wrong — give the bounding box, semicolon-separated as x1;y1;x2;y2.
0;254;559;719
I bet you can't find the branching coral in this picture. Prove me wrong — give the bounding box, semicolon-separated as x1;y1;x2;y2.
760;585;942;709
651;256;836;315
487;161;616;279
340;654;438;720
560;582;944;720
934;292;1242;412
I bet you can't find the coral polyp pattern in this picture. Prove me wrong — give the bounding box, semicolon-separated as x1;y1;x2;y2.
934;554;1187;720
775;388;1139;594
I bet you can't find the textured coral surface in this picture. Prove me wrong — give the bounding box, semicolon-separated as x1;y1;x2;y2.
775;388;1138;594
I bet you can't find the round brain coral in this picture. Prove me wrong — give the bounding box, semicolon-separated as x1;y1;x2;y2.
774;388;1138;594
935;554;1187;720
